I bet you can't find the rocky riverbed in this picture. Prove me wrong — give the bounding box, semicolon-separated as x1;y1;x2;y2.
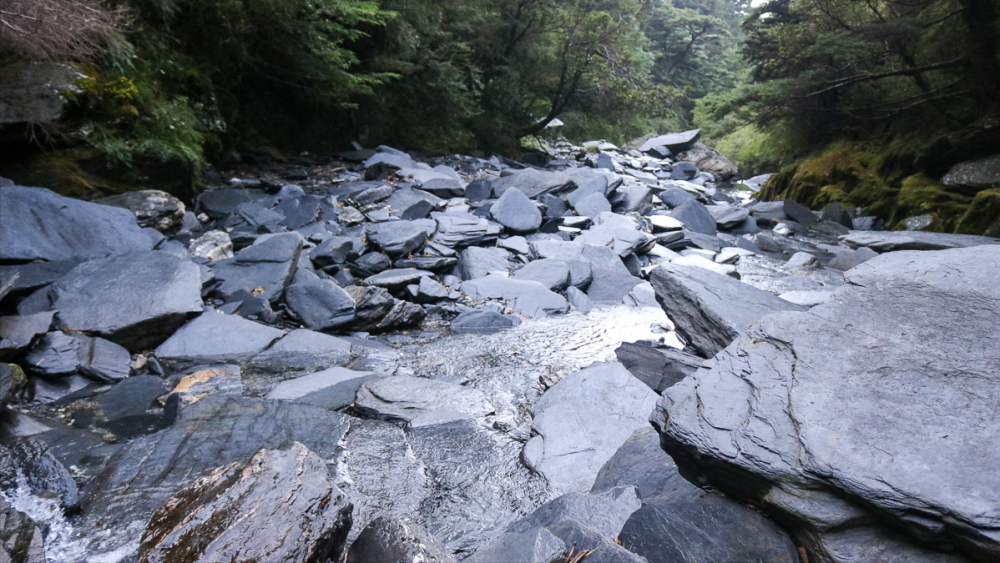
1;132;998;563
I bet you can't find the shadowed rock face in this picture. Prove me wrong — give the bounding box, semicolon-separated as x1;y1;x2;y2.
138;442;352;563
652;246;1000;563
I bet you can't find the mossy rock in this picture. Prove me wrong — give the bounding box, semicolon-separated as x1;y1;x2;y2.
955;189;1000;237
893;174;971;231
0;148;196;202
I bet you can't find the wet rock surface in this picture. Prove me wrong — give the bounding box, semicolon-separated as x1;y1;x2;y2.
652;246;1000;563
138;442;352;563
1;134;997;563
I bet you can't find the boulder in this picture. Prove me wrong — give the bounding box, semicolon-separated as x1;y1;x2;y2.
670;162;699;181
652;246;1000;563
469;487;644;563
138;442;352;563
614;341;703;393
659;187;698;209
367;220;435;258
460;274;569;318
828;246;879;271
0;437;79;508
650;262;807;357
523;362;658;493
249;329;353;371
610;184;653;215
593;429;801;563
511;259;571;291
942;154;1000;188
385;187;444;211
669;200;717;236
432;213;502;248
155;310;284;365
840;230;1000;252
449;310;521;334
211;233;303;304
459;247;511;280
266;367;377;411
344;286;425;332
573;192;613;217
0;312;54;360
708;205;750;229
197;189;255;219
285;273;356;330
0;186;151;263
95;190;186;233
676;143;740;181
76;395;352;558
408;276;450;303
347;517;454;563
35;252;203;351
0;498;45;563
489;188;542;233
490;170;576;199
355;376;494;424
638;129;701;153
580;245;642;303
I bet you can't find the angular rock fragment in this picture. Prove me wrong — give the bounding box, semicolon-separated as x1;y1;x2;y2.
355;376;493;424
489;188;542;234
347;517;454;563
155;310;284;366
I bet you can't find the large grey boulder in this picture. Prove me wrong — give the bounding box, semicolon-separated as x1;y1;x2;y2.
489;188;542;233
490;169;576;199
593;428;800;563
840;230;1000;252
942;154;1000;188
638;129;701;153
35;252;203;351
76;395;352;559
580;244;642;303
155;310;284;365
669;200;717;236
650;262;807;357
460;274;569;318
0;186;151;263
523;362;658;494
138;442;353;563
355;376;494;424
676;143;740;181
614;341;703;393
94;190;186;233
469;487;644;563
459;247;511;280
432;213;502;248
652;246;1000;563
266;367;377;411
366;220;435;258
512;259;571;291
210;233;303;304
284;273;356;330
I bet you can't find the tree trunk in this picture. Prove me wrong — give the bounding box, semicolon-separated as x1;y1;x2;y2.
957;0;1000;110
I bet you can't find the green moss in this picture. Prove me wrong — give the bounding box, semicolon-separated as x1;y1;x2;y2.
955;189;1000;236
894;174;971;230
0;149;126;200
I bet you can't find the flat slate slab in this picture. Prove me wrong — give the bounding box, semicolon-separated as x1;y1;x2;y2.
0;186;151;262
649;262;806;358
155;310;285;365
354;376;494;424
652;246;1000;563
840;230;1000;252
523;362;658;494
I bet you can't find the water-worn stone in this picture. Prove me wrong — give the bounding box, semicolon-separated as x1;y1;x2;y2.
285;273;356;330
490;170;576;199
211;233;303;304
0;312;53;360
449;310;521;333
669;200;717;236
267;367;377;410
593;429;800;563
249;329;353;371
579;245;642;303
652;246;1000;563
461;274;569;318
459;247;511;280
614;341;703;393
33;252;202;351
0;186;151;262
523;362;658;493
367;220;435;258
347;517;454;563
840;230;1000;252
469;486;644;563
77;395;352;559
489;188;542;233
650;262;807;358
942;154;1000;188
95;190;186;233
155;310;284;365
0;437;79;508
512;259;571;291
138;442;352;563
355;376;494;424
432;213;502;248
